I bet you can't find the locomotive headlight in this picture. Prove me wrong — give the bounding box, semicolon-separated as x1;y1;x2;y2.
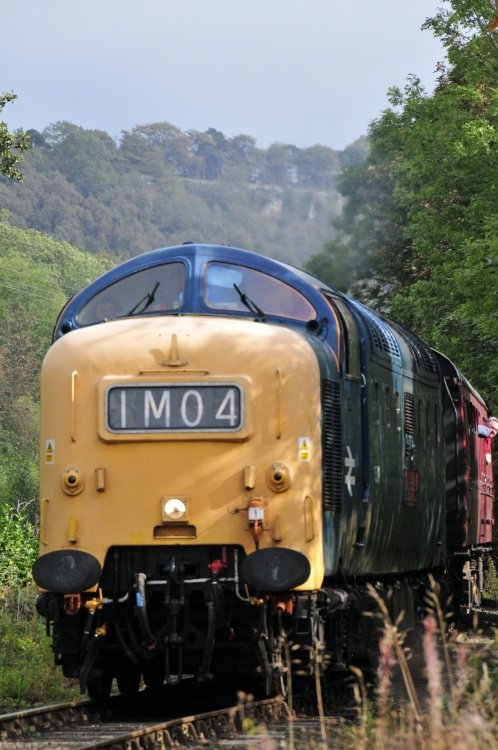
161;497;188;522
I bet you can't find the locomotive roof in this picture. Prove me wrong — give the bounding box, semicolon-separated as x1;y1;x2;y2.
53;242;334;340
88;242;330;292
52;242;442;382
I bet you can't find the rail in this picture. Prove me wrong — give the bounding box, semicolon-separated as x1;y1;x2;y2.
0;695;290;749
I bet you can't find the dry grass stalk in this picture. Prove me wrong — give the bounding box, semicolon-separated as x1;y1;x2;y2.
422;614;443;742
362;580;498;750
366;583;425;742
314;655;328;747
425;574;455;699
377;627;395;721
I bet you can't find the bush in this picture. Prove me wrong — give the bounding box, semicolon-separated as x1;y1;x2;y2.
0;502;38;588
484;558;498;603
0;588;80;711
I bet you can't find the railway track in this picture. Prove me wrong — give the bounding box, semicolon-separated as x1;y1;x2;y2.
0;694;290;749
1;607;494;749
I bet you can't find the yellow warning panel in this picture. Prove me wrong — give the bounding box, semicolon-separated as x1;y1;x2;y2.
45;439;55;464
298;437;311;462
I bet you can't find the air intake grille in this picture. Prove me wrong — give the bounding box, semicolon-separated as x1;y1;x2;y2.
322;380;343;512
350;300;402;362
390;322;439;375
404;392;415;435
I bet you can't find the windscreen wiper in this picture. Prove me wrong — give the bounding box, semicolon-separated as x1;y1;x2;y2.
126;281;160;316
233;284;266;320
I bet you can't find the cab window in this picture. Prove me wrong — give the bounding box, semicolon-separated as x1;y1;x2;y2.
323;294;360;378
204;262;316;322
75;263;186;325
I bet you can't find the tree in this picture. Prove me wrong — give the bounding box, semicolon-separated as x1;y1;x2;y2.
306;115;415;304
383;1;498;406
297;145;341;188
42;121;117;197
0;93;30;180
0;118;342;263
307;0;498;406
0;219;109;521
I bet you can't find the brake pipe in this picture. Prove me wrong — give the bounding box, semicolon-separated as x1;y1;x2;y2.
134;572;156;651
111;551;139;664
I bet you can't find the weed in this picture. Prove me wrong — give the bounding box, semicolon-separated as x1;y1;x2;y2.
0;587;80;711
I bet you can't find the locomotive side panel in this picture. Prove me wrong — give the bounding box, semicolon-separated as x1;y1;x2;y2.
320;294;366;578
356;361;444;576
329;299;446;578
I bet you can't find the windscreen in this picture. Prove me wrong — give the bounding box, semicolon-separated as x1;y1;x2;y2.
204;262;316;322
75;263;186;325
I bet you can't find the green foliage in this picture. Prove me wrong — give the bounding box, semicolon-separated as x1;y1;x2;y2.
0;589;80;710
0;220;110;525
0;223;112;707
484;557;498;602
306;0;498;408
0;120;346;265
0;93;30;180
0;429;38;518
0;503;38;588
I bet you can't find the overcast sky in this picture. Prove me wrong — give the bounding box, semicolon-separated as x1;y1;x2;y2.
2;0;446;151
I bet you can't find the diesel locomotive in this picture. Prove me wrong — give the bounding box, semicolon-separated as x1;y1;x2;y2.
32;243;495;699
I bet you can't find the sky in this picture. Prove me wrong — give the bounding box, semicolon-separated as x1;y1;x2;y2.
2;0;446;151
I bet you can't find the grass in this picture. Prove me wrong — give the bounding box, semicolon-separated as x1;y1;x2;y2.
343;581;498;750
0;586;80;712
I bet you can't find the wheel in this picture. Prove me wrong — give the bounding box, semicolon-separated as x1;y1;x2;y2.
273;668;289;699
116;662;141;696
61;654;79;678
142;657;165;690
86;666;113;701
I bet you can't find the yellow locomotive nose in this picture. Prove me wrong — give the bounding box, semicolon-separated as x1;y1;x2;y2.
39;315;324;585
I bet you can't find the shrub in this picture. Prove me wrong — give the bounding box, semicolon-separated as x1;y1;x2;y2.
0;588;80;711
484;558;498;603
0;502;38;589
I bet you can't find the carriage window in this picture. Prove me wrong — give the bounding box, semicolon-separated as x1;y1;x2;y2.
204;262;316;322
75;263;186;325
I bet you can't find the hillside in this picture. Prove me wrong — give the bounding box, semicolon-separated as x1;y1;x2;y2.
0;122;367;266
0;219;109;526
